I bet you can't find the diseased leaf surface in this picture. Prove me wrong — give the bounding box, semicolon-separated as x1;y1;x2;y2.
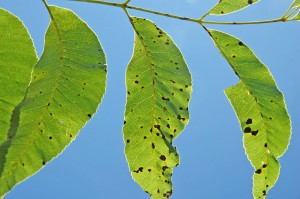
208;0;259;15
123;17;192;199
209;29;291;199
0;6;107;196
0;9;37;144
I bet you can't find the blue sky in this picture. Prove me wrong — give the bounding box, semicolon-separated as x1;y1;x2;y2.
0;0;299;198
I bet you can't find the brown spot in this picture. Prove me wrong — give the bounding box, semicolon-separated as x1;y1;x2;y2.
244;127;251;133
251;130;259;136
255;169;262;174
152;143;155;149
246;118;252;124
262;164;267;168
160;155;166;161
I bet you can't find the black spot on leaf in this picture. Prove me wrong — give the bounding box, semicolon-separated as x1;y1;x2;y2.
154;125;161;130
161;96;170;101
246;118;252;124
251;130;259;136
126;139;130;143
262;164;267;168
162;166;168;171
244;127;251;133
255;169;262;174
160;155;166;161
152;143;155;149
87;114;92;118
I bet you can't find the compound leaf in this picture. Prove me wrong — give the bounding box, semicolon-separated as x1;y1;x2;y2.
0;8;37;145
208;0;259;15
0;6;107;197
123;17;192;199
209;29;291;199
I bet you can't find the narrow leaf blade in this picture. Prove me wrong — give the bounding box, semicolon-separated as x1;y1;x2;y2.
123;17;192;198
208;0;259;15
209;29;291;199
0;6;107;196
0;8;37;144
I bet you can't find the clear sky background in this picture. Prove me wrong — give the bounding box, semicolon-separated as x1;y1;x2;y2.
0;0;299;198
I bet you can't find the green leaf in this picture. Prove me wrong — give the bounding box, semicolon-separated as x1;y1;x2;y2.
0;6;107;197
123;17;192;199
292;0;300;7
0;8;37;144
208;0;259;15
209;29;291;199
292;11;300;20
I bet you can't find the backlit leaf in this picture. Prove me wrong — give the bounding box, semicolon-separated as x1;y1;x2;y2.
291;0;300;7
293;13;300;20
0;6;107;197
123;17;192;198
209;29;291;199
0;8;37;145
208;0;259;15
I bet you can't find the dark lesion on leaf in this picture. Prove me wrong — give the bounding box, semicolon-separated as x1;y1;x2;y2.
251;130;258;136
160;155;166;161
161;96;170;101
246;118;252;124
177;114;186;121
244;127;251;133
133;167;144;173
238;41;244;46
255;169;262;174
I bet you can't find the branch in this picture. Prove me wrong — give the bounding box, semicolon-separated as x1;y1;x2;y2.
72;0;297;25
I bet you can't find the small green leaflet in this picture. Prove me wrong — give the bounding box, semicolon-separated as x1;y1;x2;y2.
290;0;300;20
209;29;291;199
208;0;259;15
0;9;38;144
0;6;107;197
123;17;192;198
291;0;300;7
293;13;300;20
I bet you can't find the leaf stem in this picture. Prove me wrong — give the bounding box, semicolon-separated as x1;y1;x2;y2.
72;0;296;25
202;18;285;25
